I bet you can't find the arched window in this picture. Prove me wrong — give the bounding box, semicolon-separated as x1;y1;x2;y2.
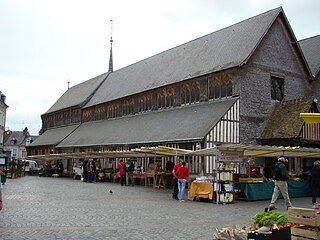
158;88;174;109
181;82;200;105
192;82;200;103
214;85;220;99
227;81;232;96
208;74;233;100
185;88;190;104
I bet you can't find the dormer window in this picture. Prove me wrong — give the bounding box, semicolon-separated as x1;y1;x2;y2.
271;76;284;101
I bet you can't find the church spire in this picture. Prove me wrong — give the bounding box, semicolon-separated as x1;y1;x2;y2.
108;19;113;72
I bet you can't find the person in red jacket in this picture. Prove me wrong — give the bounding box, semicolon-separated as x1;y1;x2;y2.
176;161;189;202
172;159;183;200
118;160;126;186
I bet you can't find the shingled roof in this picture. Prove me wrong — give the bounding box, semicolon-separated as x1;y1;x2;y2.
84;7;286;108
43;7;311;115
260;97;319;140
56;98;238;148
30;124;80;147
44;72;109;114
299;35;320;78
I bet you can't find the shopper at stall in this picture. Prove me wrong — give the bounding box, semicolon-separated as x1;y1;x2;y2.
172;158;183;200
310;160;320;208
118;159;126;186
269;156;292;210
87;160;95;183
176;161;189;202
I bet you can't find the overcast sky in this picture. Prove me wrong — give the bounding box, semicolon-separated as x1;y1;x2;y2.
1;0;319;135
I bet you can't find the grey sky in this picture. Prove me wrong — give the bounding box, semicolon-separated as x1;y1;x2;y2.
1;0;319;135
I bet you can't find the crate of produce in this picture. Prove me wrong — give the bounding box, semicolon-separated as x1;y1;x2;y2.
238;177;263;183
291;225;320;240
288;207;320;227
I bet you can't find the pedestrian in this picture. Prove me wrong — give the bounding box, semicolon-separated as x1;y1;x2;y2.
81;159;88;182
87;160;95;183
269;156;292;210
165;159;175;187
172;158;183;200
44;161;52;177
0;185;2;211
118;159;126;186
176;161;189;202
125;159;135;186
310;160;320;208
57;160;64;176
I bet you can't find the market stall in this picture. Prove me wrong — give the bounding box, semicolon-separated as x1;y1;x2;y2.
186;143;320;203
235;180;311;201
28;146;191;188
186;146;243;204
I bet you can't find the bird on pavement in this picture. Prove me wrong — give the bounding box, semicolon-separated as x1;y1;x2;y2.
109;190;113;194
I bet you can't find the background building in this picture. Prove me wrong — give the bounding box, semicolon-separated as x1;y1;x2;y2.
4;127;38;161
0;91;8;154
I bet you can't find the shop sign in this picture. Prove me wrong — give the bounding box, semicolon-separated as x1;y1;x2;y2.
219;150;243;162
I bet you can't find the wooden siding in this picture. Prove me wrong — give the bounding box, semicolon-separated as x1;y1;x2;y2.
203;98;240;174
301;122;320;141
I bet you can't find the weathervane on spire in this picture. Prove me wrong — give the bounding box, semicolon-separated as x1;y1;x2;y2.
108;19;114;72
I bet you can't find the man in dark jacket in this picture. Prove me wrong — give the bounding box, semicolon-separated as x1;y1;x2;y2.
269;156;292;210
310;160;320;207
125;160;135;186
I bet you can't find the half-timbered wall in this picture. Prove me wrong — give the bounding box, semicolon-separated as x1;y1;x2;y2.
201;98;240;174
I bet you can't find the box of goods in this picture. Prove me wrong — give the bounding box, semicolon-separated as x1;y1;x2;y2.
247;226;291;240
288;207;320;227
238;177;263;183
289;207;320;240
220;172;233;181
218;192;234;203
290;226;320;240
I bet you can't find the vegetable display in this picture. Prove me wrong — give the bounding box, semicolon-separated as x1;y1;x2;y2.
252;211;288;228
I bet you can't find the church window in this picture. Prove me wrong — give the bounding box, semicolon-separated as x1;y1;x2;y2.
158;88;174;109
208;74;233;100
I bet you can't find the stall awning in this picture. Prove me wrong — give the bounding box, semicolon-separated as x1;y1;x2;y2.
186;143;320;158
300;113;320;124
28;146;192;162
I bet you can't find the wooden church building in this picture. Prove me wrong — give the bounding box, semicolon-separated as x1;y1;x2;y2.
28;7;320;174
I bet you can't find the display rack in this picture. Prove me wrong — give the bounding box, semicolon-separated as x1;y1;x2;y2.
213;168;235;204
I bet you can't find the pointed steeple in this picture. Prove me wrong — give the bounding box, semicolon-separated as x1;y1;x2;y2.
108;19;113;72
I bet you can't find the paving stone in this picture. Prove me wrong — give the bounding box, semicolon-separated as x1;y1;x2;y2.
0;176;312;239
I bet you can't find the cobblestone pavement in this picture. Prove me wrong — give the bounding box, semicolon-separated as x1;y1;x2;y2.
0;176;312;240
